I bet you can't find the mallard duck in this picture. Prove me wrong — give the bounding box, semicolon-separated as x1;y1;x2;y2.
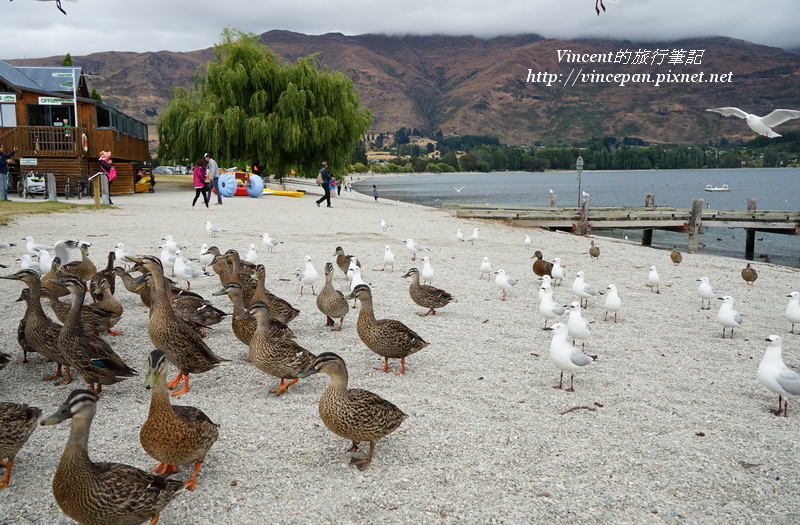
93;278;124;335
214;249;256;305
52;278;137;395
316;262;349;330
0;402;41;488
670;246;682;266
532;250;553;277
172;289;228;331
401;267;456;317
114;266;152;307
89;251;117;301
41;389;186;524
40;286;122;335
14;290;35;363
347;284;429;375
131;256;229;396
742;263;758;286
250;264;300;324
588;241;600;260
41;256;72;298
62;243;97;287
334;246;354;280
213;282;293;345
0;269;71;383
140;350;219;491
202;245;230;286
236;301;314;395
299;352;407;470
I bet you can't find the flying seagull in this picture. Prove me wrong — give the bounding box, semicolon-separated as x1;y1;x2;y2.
706;107;800;138
11;0;70;15
450;186;465;192
595;0;619;15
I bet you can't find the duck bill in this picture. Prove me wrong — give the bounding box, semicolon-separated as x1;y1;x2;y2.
40;405;72;426
211;288;228;296
234;311;251;320
143;367;160;390
298;366;319;379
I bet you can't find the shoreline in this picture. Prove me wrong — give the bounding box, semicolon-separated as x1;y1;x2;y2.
1;182;799;524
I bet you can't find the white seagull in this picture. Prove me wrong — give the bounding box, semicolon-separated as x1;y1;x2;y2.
198;243;214;271
716;295;743;339
539;285;566;329
646;266;661;294
785;291;800;335
173;250;207;290
548;322;595;392
479;256;493;280
405;238;430;261
244;244;258;264
161;235;184;254
380;245;396;272
696;277;716;310
538;275;553;300
450;186;465;192
706;107;800;138
297;255;319;296
494;269;517;301
114;243;135;268
206;221;226;238
456;229;464;242
572;271;602;308
261;232;283;252
758;335;800;417
582;191;591;198
567;301;592;349
159;246;177;276
461;228;479;245
551;257;566;286
380;220;393;232
23;236;53;255
603;284;622;322
420;256;435;285
37;249;52;274
17;254;41;273
523;235;532;249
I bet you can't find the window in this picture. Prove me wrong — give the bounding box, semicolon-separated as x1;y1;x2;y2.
26;104;73;127
0;104;16;127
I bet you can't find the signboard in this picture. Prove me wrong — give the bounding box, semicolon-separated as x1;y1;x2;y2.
38;96;68;105
20;158;38;166
51;72;73;78
0;93;16;103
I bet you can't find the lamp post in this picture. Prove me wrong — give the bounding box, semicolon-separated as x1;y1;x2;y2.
576;156;584;207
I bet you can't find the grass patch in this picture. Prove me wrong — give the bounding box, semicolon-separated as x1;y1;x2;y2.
0;200;98;227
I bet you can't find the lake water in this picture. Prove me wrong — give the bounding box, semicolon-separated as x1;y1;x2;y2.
352;168;800;268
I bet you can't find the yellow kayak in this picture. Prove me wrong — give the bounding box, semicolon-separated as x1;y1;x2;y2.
263;189;305;197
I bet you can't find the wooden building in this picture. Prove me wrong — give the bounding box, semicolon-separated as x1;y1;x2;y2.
0;61;150;194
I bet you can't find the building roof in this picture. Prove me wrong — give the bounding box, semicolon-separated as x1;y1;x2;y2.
0;61;87;97
0;61;42;91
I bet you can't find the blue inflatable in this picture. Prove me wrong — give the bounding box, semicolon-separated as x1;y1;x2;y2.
246;175;264;198
217;172;237;197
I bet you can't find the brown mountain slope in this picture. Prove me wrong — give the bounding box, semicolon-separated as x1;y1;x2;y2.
9;32;800;145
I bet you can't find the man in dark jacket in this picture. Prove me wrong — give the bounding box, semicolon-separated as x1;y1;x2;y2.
315;161;332;208
0;144;18;201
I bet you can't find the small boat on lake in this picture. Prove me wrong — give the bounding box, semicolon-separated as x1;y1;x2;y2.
704;184;730;192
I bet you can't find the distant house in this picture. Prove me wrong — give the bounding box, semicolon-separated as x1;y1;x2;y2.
0;60;149;194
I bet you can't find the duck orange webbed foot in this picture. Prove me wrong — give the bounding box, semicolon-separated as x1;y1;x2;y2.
152;463;179;476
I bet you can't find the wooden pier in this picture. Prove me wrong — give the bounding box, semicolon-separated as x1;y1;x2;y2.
442;197;800;255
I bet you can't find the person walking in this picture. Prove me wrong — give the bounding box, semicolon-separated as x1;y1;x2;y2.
0;144;18;201
372;184;379;201
336;177;342;196
315;161;332;208
205;153;222;205
98;150;116;205
191;158;210;209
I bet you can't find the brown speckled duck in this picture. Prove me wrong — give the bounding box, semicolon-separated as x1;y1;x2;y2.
140;350;219;491
347;284;429;375
299;352;407;470
250;265;300;324
401;267;456;316
213;282;293;346
334;246;356;280
532;250;553;277
742;263;758;286
0;402;41;488
316;262;349;330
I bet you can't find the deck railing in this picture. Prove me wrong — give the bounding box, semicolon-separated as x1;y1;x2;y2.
0;125;87;156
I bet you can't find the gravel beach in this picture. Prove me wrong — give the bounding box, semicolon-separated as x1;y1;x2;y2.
1;178;799;524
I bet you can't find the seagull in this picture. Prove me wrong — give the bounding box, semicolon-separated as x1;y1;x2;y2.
785;292;800;335
595;0;620;15
706;107;800;138
348;265;370;307
244;244;258;264
420;256;435;285
539;285;566;329
646;266;661;294
572;271;602;308
53;239;83;264
603;284;621;322
23;236;53;255
456;229;464;242
716;295;743;339
161;235;184;254
405;239;430;261
582;191;591;198
0;241;16;249
261;232;283;253
538;275;553;300
697;277;716;310
113;243;135;268
11;0;70;16
524;235;532;249
758;335;800;417
567;301;592;349
494;269;517;301
547;322;595;392
479;256;493;280
450;186;465;192
206;221;226;238
380;220;393;232
551;258;566;286
159;246;177;276
37;249;52;274
461;228;479;245
198;243;214;271
380;245;396;272
17;254;41;273
297;255;319;296
173;250;208;290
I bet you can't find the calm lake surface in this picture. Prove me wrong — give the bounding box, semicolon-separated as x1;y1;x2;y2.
352;168;800;268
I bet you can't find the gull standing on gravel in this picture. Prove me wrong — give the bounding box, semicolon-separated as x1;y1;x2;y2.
551;258;566;286
420;256;434;285
159;246;177;276
456;229;464;242
198;243;214;271
261;232;283;252
785;292;800;334
524;235;532;249
161;235;184;254
206;221;226;238
646;266;661;294
697;277;716;310
405;239;430;261
494;269;517;301
717;295;743;339
539;285;566;329
173;250;208;289
538;275;553;300
297;255;319;296
380;245;396;272
603;284;622;322
17;254;41;273
23;236;53;255
114;243;135;268
37;249;52;274
461;228;479;245
380;220;393;232
567;301;592;348
548;322;595;392
706;107;800;138
479;257;493;280
572;271;601;308
758;335;800;417
244;244;258;264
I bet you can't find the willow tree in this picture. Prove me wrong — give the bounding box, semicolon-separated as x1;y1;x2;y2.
157;29;372;178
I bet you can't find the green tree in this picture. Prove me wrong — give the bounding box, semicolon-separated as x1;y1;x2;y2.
89;89;103;103
157;29;371;179
62;53;72;67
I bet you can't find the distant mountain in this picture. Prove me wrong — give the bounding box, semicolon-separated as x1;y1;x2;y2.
9;31;800;146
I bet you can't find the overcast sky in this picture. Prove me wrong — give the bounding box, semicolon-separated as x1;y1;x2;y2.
2;0;798;60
